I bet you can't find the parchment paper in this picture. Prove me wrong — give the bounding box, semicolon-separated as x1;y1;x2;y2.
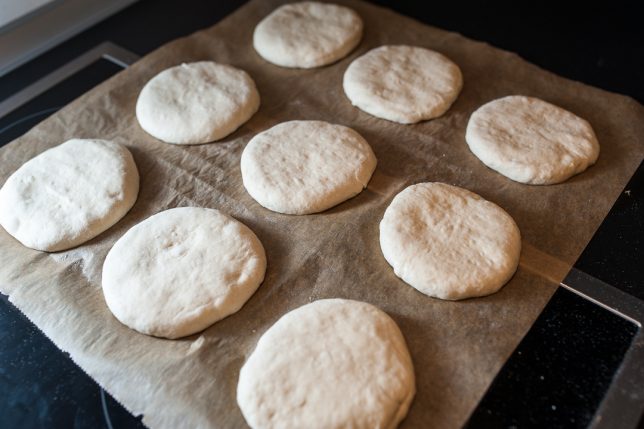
1;0;643;427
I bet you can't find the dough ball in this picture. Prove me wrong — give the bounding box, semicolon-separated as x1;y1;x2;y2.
0;139;139;252
136;61;260;144
343;45;463;124
237;299;415;429
380;183;521;300
102;207;266;339
466;95;600;184
241;120;376;215
253;2;363;68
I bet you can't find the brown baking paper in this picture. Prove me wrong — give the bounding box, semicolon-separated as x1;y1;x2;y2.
1;0;643;427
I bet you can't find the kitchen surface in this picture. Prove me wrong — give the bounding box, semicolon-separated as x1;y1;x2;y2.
1;1;643;428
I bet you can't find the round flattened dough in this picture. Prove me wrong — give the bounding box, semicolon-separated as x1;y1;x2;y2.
241;120;377;215
136;61;260;144
0;139;139;252
253;2;363;68
102;207;266;339
237;299;415;429
466;96;600;184
380;183;521;300
343;45;463;124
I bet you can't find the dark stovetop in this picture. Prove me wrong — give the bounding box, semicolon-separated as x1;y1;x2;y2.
0;1;642;428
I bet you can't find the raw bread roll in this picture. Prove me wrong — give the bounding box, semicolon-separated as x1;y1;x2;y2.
237;299;415;429
241;120;376;215
466;95;600;184
343;45;463;123
253;2;363;68
0;138;139;252
380;182;521;300
102;207;266;339
136;61;260;144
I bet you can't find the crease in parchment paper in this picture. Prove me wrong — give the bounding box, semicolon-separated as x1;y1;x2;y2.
0;0;643;427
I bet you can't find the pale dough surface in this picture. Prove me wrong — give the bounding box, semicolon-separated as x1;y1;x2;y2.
102;207;266;339
237;299;415;429
466;95;600;184
241;120;376;215
253;1;363;68
380;183;521;300
343;45;463;124
136;61;260;144
0;138;139;252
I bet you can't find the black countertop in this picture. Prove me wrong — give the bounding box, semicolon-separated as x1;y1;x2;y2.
2;1;642;104
1;1;642;428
